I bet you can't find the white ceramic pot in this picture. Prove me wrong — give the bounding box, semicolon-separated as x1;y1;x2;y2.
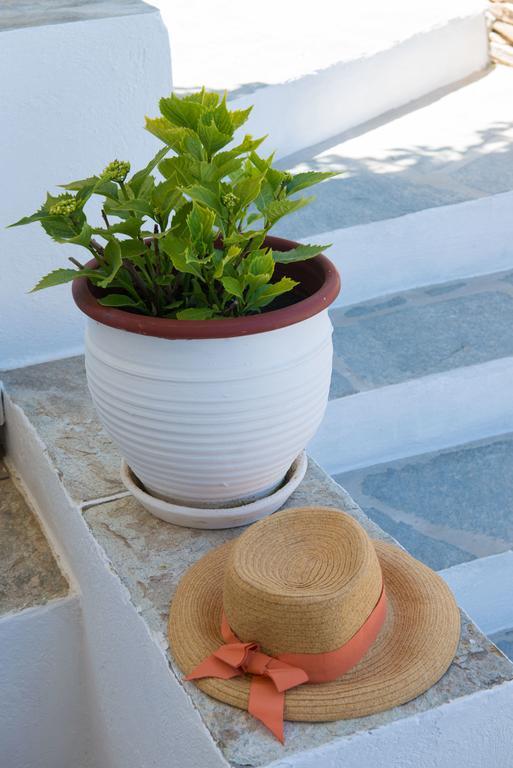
73;236;340;512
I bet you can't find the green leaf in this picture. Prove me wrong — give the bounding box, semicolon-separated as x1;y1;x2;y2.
261;196;313;225
187;203;215;245
104;198;154;217
151;180;182;224
286;170;338;195
221;276;244;299
98;294;145;309
144;117;192;153
184;133;206;161
97;239;122;287
93;218;142;239
59;175;98;191
246;211;262;226
197;117;232;157
230;106;252;130
159;94;203;130
247;249;274;276
30;268;81;292
272;243;329;263
119;239;147;260
129;147;170;196
8;201;50;228
213;96;233;136
183;88;220;109
61;177;119;201
159;156;198;185
186;185;224;217
40;215;77;240
176;307;215;320
247;277;298;309
234;176;262;208
161;235;203;279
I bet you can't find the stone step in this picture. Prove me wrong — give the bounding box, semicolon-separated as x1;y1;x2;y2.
274;65;513;305
153;0;488;158
309;269;513;476
0;463;93;768
2;356;513;767
0;465;68;617
332;433;513;572
328;268;513;397
331;436;513;655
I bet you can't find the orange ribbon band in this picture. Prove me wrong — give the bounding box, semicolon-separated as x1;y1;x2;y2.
185;586;387;742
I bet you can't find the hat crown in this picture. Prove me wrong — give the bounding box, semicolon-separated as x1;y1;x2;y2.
223;507;383;655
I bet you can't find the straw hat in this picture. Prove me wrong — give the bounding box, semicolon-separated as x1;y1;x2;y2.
169;507;460;741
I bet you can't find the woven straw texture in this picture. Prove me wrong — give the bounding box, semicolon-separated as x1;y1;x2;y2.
169;507;460;721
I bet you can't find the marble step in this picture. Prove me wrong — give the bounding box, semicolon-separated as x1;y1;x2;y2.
332;437;513;655
0;465;68;618
274;66;513;306
307;268;513;478
333;434;513;572
0;462;95;768
153;0;488;158
1;357;513;767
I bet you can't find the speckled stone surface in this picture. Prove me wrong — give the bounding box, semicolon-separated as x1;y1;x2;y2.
330;271;513;394
2;356;512;765
83;462;513;767
0;475;68;615
1;356;124;503
0;0;155;33
335;433;513;571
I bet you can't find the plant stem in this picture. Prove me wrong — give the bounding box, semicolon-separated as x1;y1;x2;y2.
122;259;152;310
101;209;110;229
69;257;85;269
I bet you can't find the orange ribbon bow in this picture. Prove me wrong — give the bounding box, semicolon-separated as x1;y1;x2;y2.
186;587;387;742
186;614;308;742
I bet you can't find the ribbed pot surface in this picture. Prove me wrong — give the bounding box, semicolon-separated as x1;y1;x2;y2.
85;311;333;505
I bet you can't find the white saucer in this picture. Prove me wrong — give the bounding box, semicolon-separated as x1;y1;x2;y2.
120;452;308;529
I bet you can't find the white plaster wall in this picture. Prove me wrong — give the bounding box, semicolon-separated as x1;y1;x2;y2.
3;396;228;768
227;12;489;159
0;11;171;371
0;597;97;768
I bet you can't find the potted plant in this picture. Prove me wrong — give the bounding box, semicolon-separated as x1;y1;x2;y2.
10;89;340;527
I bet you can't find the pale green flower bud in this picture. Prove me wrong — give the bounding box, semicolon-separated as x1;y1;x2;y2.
49;194;77;216
100;159;130;183
222;192;238;209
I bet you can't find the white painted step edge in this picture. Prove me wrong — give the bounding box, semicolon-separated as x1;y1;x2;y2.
312;190;513;309
234;12;488;158
439;551;513;636
308;355;513;475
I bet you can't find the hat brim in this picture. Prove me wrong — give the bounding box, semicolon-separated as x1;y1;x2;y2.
168;539;460;722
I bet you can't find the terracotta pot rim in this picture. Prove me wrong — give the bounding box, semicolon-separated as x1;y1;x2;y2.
72;234;340;339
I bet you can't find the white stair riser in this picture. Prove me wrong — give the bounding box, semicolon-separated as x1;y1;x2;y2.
234;13;488;159
309;356;513;475
317;191;513;310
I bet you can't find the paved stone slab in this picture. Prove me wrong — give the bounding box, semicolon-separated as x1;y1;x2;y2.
274;67;513;236
491;629;513;661
0;0;154;32
329;369;356;399
334;433;513;571
1;357;124;503
83;459;512;767
0;477;68;615
331;286;513;389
